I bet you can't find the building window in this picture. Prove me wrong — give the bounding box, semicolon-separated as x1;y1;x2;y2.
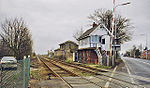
102;39;105;44
91;36;94;42
95;35;98;42
91;35;98;43
99;36;101;43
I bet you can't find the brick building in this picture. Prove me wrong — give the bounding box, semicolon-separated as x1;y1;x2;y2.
78;47;98;64
141;50;150;60
54;40;78;61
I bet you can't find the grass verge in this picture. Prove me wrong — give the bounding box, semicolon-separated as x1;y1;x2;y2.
30;70;40;80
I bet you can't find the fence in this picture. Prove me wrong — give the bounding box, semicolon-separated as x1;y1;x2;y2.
0;56;30;88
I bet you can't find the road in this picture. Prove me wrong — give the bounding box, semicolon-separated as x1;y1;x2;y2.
122;57;150;87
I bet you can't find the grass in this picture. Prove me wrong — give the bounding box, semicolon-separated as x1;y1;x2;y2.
30;70;40;79
72;69;93;76
64;59;73;63
95;65;112;69
81;72;93;76
115;58;122;65
85;63;112;69
64;59;112;70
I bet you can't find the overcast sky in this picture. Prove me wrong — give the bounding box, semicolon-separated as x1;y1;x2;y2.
0;0;150;54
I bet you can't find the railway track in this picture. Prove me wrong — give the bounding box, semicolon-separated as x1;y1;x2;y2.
39;57;104;88
40;58;75;88
47;58;144;88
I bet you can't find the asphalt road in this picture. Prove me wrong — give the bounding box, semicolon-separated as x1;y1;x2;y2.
121;57;150;87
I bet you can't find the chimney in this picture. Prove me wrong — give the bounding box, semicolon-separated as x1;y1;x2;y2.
92;22;97;28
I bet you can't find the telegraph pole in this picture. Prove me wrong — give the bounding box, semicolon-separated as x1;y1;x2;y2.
146;33;148;59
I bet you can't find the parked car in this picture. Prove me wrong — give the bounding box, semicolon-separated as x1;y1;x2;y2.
1;56;17;70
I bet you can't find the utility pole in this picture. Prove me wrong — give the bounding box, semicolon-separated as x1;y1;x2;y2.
110;0;130;66
146;33;148;59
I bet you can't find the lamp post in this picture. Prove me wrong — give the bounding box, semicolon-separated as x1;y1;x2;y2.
141;33;148;59
110;0;131;66
136;33;148;59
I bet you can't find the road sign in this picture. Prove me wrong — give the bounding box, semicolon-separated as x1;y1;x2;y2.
112;44;121;51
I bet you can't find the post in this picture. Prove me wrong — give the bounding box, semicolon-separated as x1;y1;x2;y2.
109;0;116;67
110;0;130;66
146;33;148;59
23;56;26;88
0;63;2;88
146;50;148;59
26;55;30;88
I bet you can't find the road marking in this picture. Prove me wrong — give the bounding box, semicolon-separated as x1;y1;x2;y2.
122;58;137;88
134;59;150;66
125;62;135;84
104;66;118;88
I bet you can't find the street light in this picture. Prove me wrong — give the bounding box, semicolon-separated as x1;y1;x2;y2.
116;2;131;8
110;1;131;66
137;33;149;59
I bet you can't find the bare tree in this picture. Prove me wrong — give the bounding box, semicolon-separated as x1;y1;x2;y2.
0;40;13;58
0;18;33;60
88;9;133;44
73;27;84;41
138;44;143;52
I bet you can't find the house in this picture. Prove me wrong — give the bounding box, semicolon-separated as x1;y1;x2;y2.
141;50;150;60
77;22;113;65
54;40;78;61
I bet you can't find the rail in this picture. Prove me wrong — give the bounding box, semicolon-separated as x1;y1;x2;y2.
49;59;143;87
40;58;74;88
39;57;103;88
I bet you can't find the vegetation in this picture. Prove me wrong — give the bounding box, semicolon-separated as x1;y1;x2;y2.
73;28;84;41
0;18;33;60
124;45;141;58
88;9;133;44
30;70;40;79
96;65;112;69
0;40;13;58
64;59;73;63
115;57;122;65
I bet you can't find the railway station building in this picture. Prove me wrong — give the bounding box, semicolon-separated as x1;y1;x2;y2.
76;22;113;65
54;40;78;61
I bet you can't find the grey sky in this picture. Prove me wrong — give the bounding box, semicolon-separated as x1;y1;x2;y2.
0;0;150;54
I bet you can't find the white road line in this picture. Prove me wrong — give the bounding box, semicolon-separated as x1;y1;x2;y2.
122;58;137;88
125;62;135;84
134;59;150;66
104;66;118;88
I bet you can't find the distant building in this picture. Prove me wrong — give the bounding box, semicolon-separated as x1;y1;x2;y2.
77;22;114;65
141;50;150;60
54;40;78;61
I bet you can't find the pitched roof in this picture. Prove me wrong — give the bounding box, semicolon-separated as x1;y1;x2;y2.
54;48;60;51
59;40;78;46
77;25;99;40
77;23;112;41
